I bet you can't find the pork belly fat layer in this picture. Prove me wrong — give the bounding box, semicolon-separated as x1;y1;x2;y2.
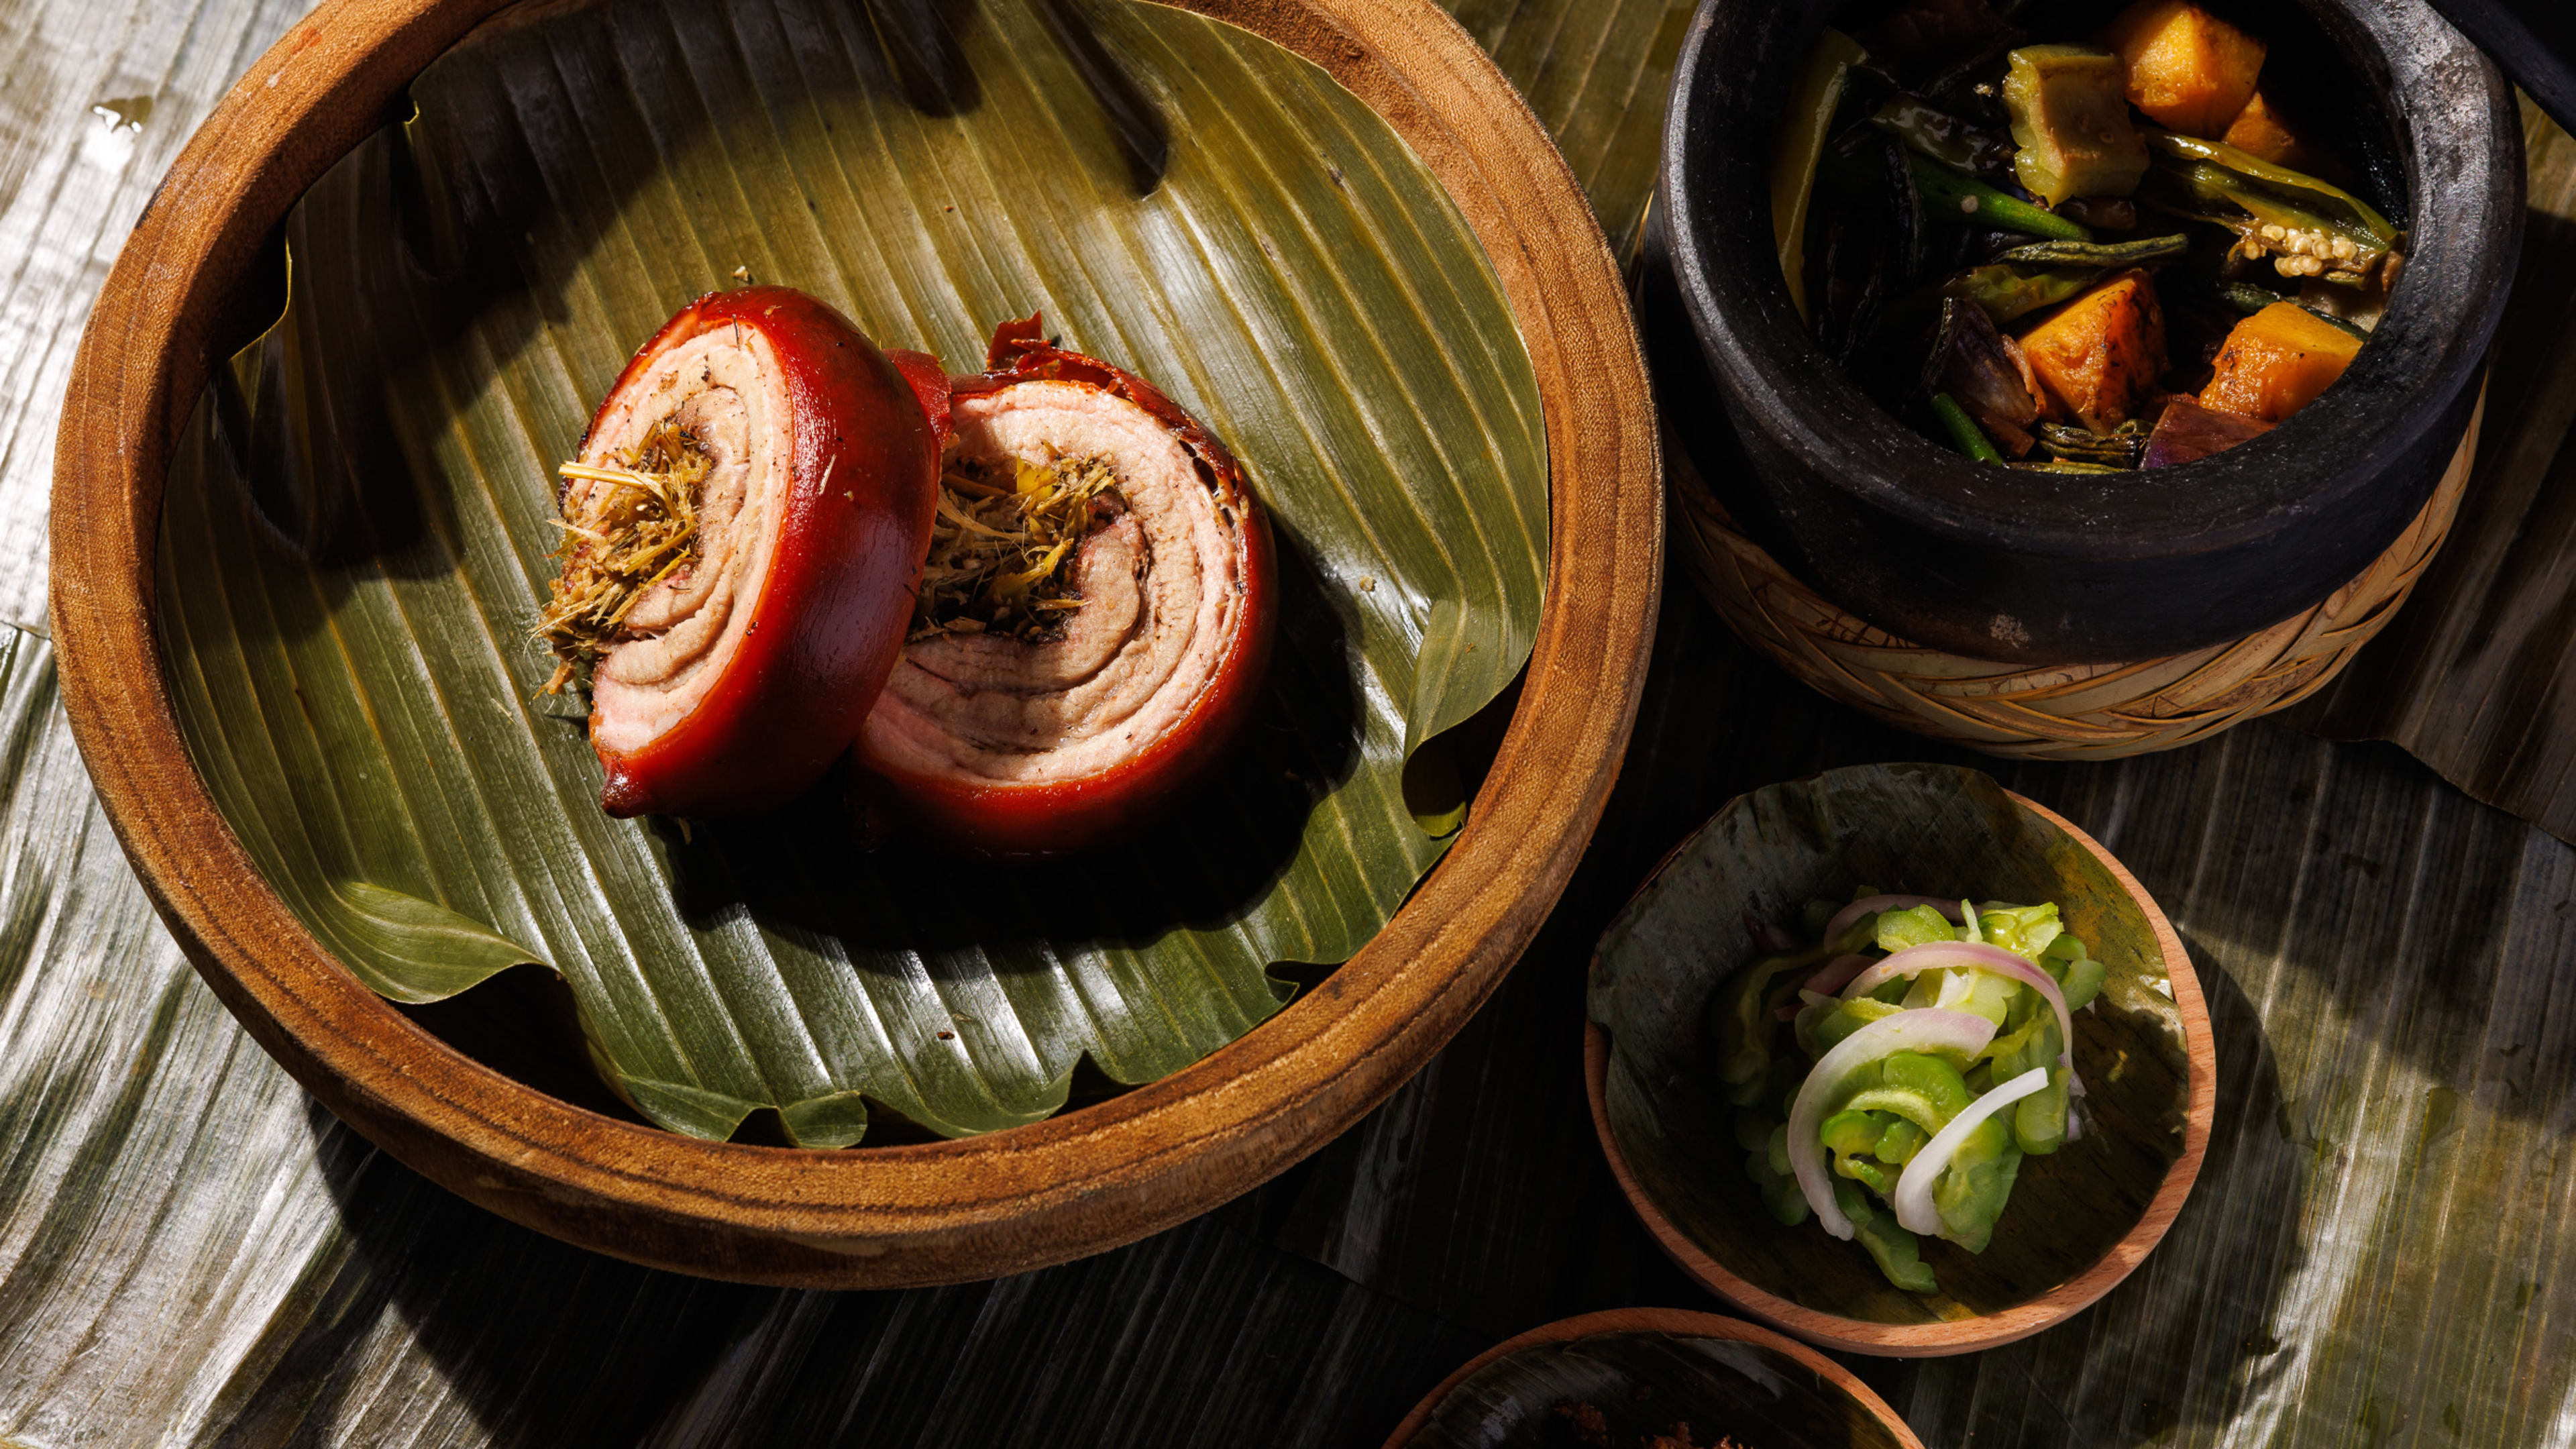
866;378;1248;786
583;328;792;755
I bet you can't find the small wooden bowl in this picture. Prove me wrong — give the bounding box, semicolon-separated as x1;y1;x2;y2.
1382;1307;1923;1448
1585;765;2214;1356
46;0;1660;1286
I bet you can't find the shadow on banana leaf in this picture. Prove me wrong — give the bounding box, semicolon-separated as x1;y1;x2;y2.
206;0;1157;569
655;533;1357;963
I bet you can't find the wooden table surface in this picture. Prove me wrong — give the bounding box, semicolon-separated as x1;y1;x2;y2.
3;2;2569;1446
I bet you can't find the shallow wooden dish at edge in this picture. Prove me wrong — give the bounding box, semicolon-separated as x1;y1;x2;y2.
46;0;1661;1287
1584;792;2216;1357
1380;1307;1925;1448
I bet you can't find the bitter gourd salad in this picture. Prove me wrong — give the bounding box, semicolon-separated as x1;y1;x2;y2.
1772;0;2407;474
1719;891;2108;1292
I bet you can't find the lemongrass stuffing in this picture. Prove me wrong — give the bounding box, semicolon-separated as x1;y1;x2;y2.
911;453;1118;643
534;417;711;693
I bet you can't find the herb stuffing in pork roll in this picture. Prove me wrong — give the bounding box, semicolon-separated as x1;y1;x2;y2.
855;316;1275;856
536;286;939;819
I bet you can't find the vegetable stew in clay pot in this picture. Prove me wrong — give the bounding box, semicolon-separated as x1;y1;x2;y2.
1648;0;2518;664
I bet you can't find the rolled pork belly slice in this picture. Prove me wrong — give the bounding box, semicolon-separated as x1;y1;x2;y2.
547;286;938;818
855;317;1275;856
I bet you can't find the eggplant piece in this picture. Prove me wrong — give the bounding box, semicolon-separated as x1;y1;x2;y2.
1861;0;2015;75
1921;297;2042;456
1815;133;1925;364
1775;29;1872;321
2143;395;2275;466
2216;278;2289;315
1872;95;2015;176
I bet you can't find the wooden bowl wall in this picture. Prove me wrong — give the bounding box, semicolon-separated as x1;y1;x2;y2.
1585;766;2215;1356
1382;1307;1923;1448
48;0;1660;1286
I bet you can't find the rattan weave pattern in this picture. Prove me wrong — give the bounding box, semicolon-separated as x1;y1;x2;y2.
1671;396;2482;759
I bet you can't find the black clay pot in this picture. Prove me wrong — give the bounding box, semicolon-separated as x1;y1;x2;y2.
1650;0;2522;664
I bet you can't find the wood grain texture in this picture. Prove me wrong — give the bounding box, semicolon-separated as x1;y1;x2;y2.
1674;400;2484;761
46;0;1661;1285
1381;1307;1923;1448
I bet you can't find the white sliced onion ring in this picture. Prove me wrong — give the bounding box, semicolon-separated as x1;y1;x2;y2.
1787;1009;1999;1240
1893;1067;2051;1236
1839;942;2082;1115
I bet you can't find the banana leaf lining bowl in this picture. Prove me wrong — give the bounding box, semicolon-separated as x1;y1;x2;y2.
48;0;1660;1286
1585;763;2214;1356
1657;0;2521;665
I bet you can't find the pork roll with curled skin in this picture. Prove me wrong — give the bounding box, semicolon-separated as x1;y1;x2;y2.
538;286;940;819
855;317;1275;857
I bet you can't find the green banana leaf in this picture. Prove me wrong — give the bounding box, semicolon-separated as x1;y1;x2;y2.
1410;1330;1909;1448
153;0;1548;1145
1436;0;1694;260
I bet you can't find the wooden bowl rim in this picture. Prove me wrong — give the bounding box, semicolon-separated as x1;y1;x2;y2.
45;0;1661;1287
1377;1305;1925;1448
1582;787;2216;1357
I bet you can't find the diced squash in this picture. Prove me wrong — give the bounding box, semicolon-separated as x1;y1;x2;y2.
2198;302;2361;422
2003;46;2149;207
2100;0;2267;138
2016;270;2168;433
2218;89;2324;173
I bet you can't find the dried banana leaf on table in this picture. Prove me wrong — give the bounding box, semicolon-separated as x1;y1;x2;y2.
2293;102;2576;846
1436;0;1696;259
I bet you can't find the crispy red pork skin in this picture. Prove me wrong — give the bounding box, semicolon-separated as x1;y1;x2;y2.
556;286;937;818
856;317;1275;855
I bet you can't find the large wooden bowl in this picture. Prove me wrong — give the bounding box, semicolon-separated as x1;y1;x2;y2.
48;0;1659;1286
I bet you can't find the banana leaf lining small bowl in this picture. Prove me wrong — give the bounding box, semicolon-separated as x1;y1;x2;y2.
1585;763;2214;1356
47;0;1661;1287
1382;1307;1923;1448
1656;0;2522;665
